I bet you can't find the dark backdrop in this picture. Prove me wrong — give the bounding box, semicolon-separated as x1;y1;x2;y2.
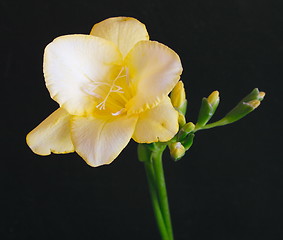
1;0;282;239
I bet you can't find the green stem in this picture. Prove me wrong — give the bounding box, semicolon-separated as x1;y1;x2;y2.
194;118;229;132
142;145;174;240
144;161;169;240
152;150;174;240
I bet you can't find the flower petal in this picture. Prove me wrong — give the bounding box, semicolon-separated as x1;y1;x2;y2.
71;115;138;167
26;108;74;155
125;40;183;114
44;34;123;116
132;97;179;143
90;17;149;58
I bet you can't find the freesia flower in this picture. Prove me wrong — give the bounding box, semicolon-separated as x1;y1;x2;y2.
27;17;183;167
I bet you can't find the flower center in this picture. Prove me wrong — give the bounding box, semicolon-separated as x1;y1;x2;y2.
83;66;132;116
96;67;127;111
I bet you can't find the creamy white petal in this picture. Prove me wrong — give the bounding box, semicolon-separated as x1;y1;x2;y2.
125;40;183;114
90;17;149;57
26;108;74;155
44;34;123;116
71;115;138;167
133;97;179;143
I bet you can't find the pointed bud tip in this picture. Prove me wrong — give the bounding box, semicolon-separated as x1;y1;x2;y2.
258;92;265;100
207;91;220;105
178;113;186;126
171;80;187;109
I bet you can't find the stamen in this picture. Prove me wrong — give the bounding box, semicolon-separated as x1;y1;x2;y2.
96;67;126;110
112;108;126;116
111;85;124;93
82;84;101;98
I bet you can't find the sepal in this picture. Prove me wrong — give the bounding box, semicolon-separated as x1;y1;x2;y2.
182;133;195;151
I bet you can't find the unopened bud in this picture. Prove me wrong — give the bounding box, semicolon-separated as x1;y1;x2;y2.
182;133;195;151
169;142;186;161
178;122;195;141
207;91;220;106
196;90;220;128
197;88;265;129
241;88;265;102
183;122;195;133
224;100;259;124
222;89;264;124
170;81;187;115
178;113;186;127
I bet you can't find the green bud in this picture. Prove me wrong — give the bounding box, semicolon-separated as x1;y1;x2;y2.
182;133;195;151
223;99;261;124
169;142;186;161
207;91;220;112
221;88;264;124
196;91;220;128
241;88;265;102
177;122;195;141
194;88;265;131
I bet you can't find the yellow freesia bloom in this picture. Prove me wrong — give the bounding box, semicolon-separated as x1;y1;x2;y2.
26;17;183;167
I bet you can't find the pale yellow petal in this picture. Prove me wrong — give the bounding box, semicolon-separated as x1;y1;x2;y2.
132;97;179;143
26;108;74;155
125;41;183;114
44;34;123;116
90;17;149;57
71;115;138;167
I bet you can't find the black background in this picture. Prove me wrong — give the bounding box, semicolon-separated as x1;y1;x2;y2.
1;0;282;239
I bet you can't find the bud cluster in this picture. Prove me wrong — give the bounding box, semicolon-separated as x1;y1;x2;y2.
167;83;265;162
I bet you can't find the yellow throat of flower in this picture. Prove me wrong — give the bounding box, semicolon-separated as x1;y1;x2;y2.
83;65;133;117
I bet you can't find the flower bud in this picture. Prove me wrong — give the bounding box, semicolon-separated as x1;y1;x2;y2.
221;89;264;124
182;133;195;151
223;100;261;124
178;112;186;127
207;91;220;106
177;122;195;141
196;90;220;128
241;88;265;102
169;142;186;161
170;81;187;115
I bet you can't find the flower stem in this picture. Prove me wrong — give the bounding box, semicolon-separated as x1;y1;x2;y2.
152;150;174;240
143;146;174;240
144;161;169;240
